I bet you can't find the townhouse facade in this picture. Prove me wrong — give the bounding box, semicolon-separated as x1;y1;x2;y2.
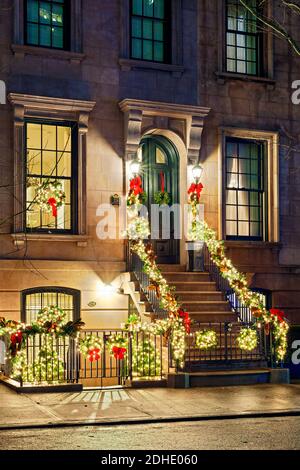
0;0;299;333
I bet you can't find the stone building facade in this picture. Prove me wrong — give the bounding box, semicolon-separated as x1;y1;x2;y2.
0;0;299;328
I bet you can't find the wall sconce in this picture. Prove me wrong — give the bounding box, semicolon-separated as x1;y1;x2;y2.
130;159;140;176
192;164;204;183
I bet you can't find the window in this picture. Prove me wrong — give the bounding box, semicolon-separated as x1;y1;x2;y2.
130;0;171;63
25;121;77;233
225;137;266;240
225;0;262;76
21;287;80;323
25;0;70;49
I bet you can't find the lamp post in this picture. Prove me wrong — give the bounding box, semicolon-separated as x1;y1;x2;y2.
130;158;140;177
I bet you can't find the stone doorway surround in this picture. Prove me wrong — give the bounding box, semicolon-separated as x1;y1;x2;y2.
119;99;211;265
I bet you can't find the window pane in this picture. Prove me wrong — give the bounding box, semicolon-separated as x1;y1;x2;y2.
143;40;153;60
154;41;163;62
154;0;165;19
52;27;63;48
39;2;51;24
42;151;56;176
132;17;142;37
132;38;142;58
226;205;237;220
238;221;249;236
154;21;163;41
57;152;71;177
27;0;39;22
250;222;261;237
238;205;249;221
226;190;237;205
144;0;154;17
143;19;153;39
27;123;41;149
132;0;143;15
27;23;39;44
52;4;63;25
226;221;237;236
27;204;40;229
43;125;56;150
156;147;166;164
27;150;41;175
40;25;51;46
57;126;71;151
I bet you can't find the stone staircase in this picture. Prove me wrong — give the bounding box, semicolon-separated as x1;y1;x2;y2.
159;264;236;324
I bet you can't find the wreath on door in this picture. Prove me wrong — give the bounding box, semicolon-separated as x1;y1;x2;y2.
154;172;171;206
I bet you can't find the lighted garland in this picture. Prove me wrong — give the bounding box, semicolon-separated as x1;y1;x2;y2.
189;217;289;362
36;305;67;332
154;191;171;206
33;180;66;217
195;330;218;350
79;334;104;362
236;328;258;352
107;334;128;360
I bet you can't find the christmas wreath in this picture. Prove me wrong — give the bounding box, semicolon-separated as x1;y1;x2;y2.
127;176;147;208
107;334;128;360
79;334;104;362
195;329;218;350
236;328;258;352
154;172;170;206
36;305;67;333
33;180;66;217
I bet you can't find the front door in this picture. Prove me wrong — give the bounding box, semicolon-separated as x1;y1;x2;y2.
142;135;179;264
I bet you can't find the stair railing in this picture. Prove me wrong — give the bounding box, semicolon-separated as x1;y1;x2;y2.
203;243;253;324
127;241;168;318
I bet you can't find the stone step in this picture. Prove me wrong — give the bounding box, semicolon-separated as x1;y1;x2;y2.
189;312;237;322
163;272;211;282
168;369;271;388
177;291;224;302
158;264;186;272
181;301;232;312
173;281;217;292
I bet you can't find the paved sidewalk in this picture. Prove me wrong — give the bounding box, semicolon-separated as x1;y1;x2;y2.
1;383;300;429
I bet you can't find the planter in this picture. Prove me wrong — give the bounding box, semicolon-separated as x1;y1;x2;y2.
186;241;205;272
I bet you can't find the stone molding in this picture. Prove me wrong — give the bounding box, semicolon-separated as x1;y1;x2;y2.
8;93;96;237
119;99;211;164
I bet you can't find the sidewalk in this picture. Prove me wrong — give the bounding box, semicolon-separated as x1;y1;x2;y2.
1;383;300;429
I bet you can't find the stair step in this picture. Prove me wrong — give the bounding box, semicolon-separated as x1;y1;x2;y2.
177;292;224;301
188;369;270;387
189;312;237;322
173;282;217;292
163;273;211;282
182;301;232;312
158;264;186;272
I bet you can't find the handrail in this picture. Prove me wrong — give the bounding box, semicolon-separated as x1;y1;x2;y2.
203;243;253;324
127;241;168;319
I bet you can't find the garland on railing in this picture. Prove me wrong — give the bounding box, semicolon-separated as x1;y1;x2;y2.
188;200;289;361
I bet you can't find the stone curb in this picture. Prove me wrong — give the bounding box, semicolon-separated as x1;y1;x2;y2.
1;409;300;431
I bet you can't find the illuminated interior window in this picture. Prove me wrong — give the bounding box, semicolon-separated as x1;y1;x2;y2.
25;121;75;232
25;0;69;49
225;0;262;76
131;0;171;63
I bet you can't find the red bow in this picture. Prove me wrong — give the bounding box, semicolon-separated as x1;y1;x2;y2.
130;177;143;196
88;348;101;363
270;308;286;323
188;183;203;199
160;172;165;193
10;331;23;345
112;346;127;360
47;197;58;217
178;309;191;334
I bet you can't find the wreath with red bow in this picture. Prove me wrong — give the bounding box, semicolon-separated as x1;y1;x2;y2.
33;180;66;217
188;183;203;204
79;334;104;363
107;334;128;360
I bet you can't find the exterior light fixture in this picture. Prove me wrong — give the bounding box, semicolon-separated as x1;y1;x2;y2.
130;159;140;176
192;164;203;182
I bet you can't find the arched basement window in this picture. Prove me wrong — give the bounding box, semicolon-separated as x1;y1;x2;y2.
21;287;80;323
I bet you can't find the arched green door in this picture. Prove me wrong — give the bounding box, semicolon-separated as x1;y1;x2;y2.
141;135;179;264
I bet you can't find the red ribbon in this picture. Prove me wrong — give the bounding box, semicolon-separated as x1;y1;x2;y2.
130;176;143;196
178;309;191;334
47;197;58;217
88;348;101;363
270;308;286;323
188;183;203;199
10;331;23;345
112;346;127;360
160;172;165;193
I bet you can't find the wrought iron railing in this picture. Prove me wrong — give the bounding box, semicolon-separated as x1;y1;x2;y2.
169;321;272;372
203;243;253;323
127;241;168;318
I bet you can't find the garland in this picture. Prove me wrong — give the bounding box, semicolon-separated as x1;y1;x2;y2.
195;330;218;350
79;334;104;362
33;180;66;217
236;328;258;352
127;176;147;210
